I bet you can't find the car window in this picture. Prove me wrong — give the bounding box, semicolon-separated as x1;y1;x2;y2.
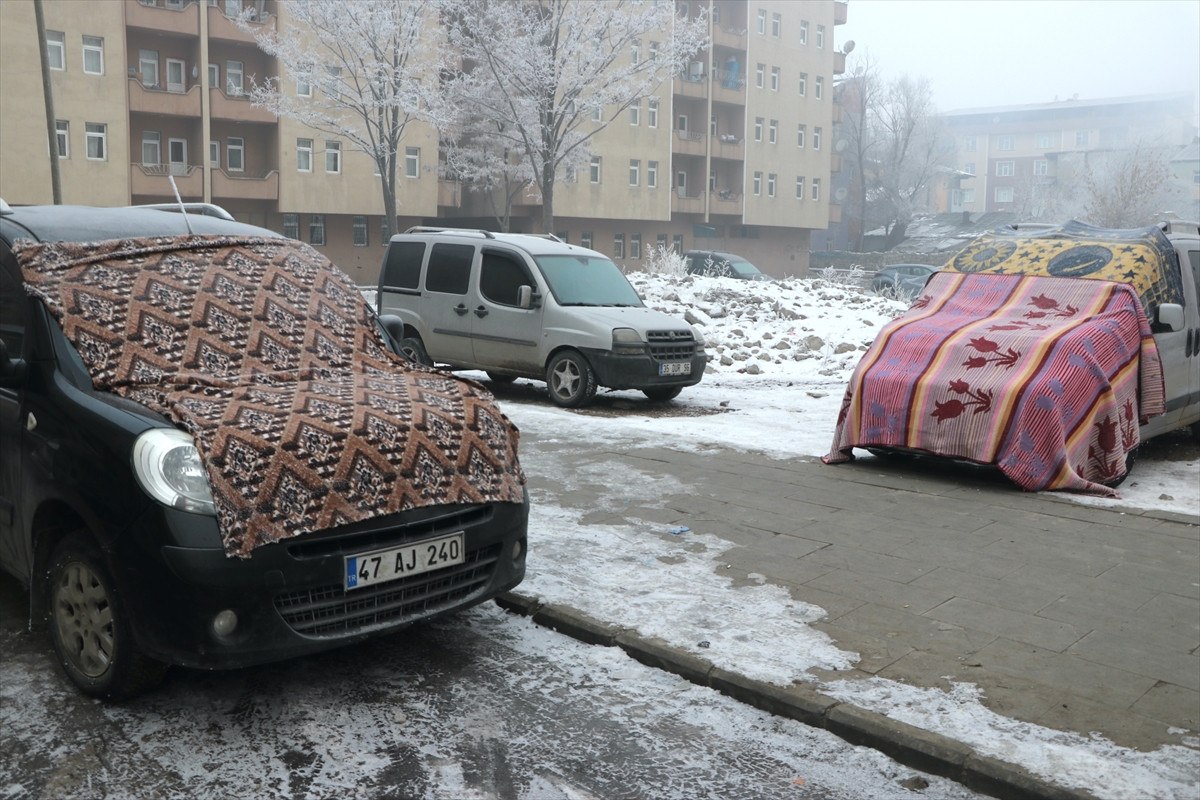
535;254;643;307
424;243;474;295
381;241;425;291
0;244;26;358
1188;250;1198;308
480;250;533;307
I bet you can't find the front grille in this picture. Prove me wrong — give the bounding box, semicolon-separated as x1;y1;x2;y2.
285;506;491;560
274;544;502;638
647;329;696;361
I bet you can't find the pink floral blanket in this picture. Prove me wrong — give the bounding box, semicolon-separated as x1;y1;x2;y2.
824;272;1165;495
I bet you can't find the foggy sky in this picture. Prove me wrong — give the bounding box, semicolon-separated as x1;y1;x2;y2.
837;0;1200;117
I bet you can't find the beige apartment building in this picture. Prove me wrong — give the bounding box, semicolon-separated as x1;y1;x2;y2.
0;0;845;282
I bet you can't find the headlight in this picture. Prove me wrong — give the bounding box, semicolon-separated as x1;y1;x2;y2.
132;428;217;515
611;327;646;355
691;326;706;348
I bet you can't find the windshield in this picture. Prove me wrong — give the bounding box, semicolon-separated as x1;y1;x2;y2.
727;260;762;277
535;254;644;307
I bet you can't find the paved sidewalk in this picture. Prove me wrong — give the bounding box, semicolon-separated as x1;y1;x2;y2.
504;433;1200;799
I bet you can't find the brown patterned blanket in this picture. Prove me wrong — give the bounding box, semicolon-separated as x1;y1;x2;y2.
17;235;526;557
824;272;1165;496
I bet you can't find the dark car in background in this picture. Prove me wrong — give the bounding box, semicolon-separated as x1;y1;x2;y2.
0;201;528;700
870;263;936;295
683;250;773;281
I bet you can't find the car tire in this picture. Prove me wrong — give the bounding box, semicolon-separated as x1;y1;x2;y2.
486;372;517;384
545;350;597;408
643;386;682;402
866;447;914;461
47;532;166;700
1102;446;1139;489
398;336;433;367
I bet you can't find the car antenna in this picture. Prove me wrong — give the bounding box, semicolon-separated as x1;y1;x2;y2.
167;174;195;235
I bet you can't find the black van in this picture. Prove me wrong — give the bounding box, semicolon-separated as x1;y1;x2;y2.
0;202;528;699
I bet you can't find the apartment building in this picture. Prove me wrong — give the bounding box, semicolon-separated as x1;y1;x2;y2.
942;93;1196;218
1;0;845;281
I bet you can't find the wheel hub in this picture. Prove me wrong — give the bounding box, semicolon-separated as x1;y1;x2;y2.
54;562;114;678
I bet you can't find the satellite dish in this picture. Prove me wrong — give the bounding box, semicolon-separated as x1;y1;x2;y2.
834;138;848;153
841;40;855;55
834;186;848;202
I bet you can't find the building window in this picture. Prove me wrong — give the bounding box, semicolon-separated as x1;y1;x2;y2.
167;58;185;92
756;8;766;34
647;160;658;188
816;24;825;48
996;135;1014;151
590;156;602;183
811;177;821;201
815;76;823;100
208;62;218;87
556;231;569;244
209;140;220;167
647;99;658;128
283;213;299;239
297;138;313;171
813;127;822;150
755;63;764;88
297;74;311;97
995;186;1014;203
629;101;640;126
709;167;716;191
752;171;762;195
581;232;593;249
797;124;806;148
656;233;668;252
677;113;688;132
85;122;106;160
964;135;977;152
1076;130;1090;146
46;30;65;70
592;105;603;122
771;12;781;36
962;188;975;205
996;160;1014;177
798;72;807;96
325;140;341;173
770;66;780;91
799;20;808;45
964;162;976;175
613;233;625;259
404;146;420;178
630;233;641;259
630;38;640;64
1036;132;1054;149
672;234;683;254
380;217;391;244
55;120;69;158
227;137;244;171
768;120;777;144
754;117;763;142
796;176;805;199
226;60;243;95
767;173;776;197
309;215;325;245
82;35;104;75
353;216;368;246
1033;159;1049;176
629;159;640;186
139;49;159;87
141;130;161;165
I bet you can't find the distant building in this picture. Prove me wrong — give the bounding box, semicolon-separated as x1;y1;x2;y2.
0;0;846;281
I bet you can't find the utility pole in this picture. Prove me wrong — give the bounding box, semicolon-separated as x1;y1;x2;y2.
34;0;62;204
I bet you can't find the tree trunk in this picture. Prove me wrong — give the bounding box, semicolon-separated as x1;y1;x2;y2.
538;162;555;234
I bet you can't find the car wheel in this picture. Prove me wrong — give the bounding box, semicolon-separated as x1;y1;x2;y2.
487;372;517;384
1102;446;1139;489
643;386;682;402
398;336;433;367
545;350;597;408
866;447;914;461
48;533;166;700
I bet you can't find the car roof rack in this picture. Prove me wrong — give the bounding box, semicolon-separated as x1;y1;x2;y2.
1159;220;1200;236
403;225;496;239
0;198;13;216
132;202;236;221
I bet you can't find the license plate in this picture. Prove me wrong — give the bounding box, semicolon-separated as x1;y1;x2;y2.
658;361;691;377
344;533;464;591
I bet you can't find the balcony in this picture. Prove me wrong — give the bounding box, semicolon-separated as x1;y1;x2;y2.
712;24;747;49
125;0;199;36
207;3;275;43
833;51;846;75
210;88;276;123
831;154;842;173
712;70;746;104
671;188;704;215
131;163;202;198
828;202;842;223
673;73;708;99
710;189;743;214
834;2;848;25
128;78;202;117
438;179;462;208
713;134;744;161
212;168;278;201
672;129;706;157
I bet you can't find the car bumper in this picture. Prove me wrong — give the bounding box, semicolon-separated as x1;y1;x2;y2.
583;348;707;391
110;496;529;670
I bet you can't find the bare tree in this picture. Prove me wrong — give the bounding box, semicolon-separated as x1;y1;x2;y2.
837;54;882;252
238;0;448;232
1073;144;1190;228
440;114;535;232
443;0;707;233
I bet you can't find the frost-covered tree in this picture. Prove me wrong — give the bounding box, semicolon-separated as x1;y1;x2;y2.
443;0;707;233
238;0;448;231
837;54;883;251
1067;144;1190;228
440;114;535;232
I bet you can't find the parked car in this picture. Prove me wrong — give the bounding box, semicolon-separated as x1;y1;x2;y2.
683;249;773;281
870;263;936;295
376;227;707;407
0;201;528;700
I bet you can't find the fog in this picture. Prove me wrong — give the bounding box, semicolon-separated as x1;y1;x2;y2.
838;0;1200;117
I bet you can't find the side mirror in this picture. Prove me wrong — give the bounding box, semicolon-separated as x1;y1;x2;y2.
518;285;540;309
0;338;26;384
1154;303;1185;332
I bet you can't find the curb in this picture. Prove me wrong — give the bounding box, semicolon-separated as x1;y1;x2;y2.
495;592;1099;800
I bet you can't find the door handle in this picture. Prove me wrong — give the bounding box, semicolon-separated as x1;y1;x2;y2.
453;303;469;316
473;305;488;318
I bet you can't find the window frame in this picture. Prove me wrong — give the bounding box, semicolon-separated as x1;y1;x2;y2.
628;158;640;186
590;156;602;184
225;59;244;95
296;138;313;172
141;130;161;166
309;214;326;246
768;119;777;145
995;160;1014;177
613;233;625;259
770;66;780;92
798;72;807;97
325;140;341;174
796;176;805;199
352;215;368;247
55;120;69;159
767;173;776;197
811;177;821;202
797;123;806;148
647;99;658;128
84;122;107;161
755;63;765;89
752;171;762;196
647;160;658;188
82;35;104;75
46;30;65;71
813;127;822;150
405;146;420;178
227;136;244;172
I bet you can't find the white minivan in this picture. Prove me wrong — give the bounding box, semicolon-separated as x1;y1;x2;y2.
375;227;707;407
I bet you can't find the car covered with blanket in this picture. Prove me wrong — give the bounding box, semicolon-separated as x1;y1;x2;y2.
825;220;1200;494
0;201;528;699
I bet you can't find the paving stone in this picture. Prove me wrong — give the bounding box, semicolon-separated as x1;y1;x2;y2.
1033;694;1189;752
827;602;997;658
1071;631;1200;691
806;568;953;615
782;583;867;622
1133;593;1200;646
912;567;1063;613
924;597;1083;653
799;545;937;584
1095;561;1200;599
979;534;1120;579
713;547;836;586
1129;681;1200;732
